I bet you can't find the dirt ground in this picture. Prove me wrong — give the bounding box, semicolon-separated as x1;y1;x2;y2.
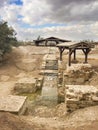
0;46;48;81
0;45;98;130
0;107;98;130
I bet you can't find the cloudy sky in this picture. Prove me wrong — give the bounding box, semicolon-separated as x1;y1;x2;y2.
0;0;98;41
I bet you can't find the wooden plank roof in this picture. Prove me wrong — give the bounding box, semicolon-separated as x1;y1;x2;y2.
34;37;71;43
57;42;78;47
57;41;94;49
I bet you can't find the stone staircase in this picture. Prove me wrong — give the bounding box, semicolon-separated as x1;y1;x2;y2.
39;47;58;107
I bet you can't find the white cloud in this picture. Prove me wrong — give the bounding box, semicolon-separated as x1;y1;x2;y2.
21;0;51;25
13;22;98;41
0;0;8;7
0;4;21;24
0;0;98;41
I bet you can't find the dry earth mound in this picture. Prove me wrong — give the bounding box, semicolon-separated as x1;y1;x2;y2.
0;112;34;130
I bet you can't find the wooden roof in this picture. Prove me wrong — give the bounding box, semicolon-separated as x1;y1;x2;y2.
57;41;94;49
34;37;71;43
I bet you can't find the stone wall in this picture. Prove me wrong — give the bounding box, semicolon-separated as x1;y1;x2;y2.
65;85;98;112
64;64;94;85
57;63;98;112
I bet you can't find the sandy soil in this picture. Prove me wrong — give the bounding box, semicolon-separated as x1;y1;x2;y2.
0;46;49;80
0;46;50;96
0;106;98;130
0;45;98;130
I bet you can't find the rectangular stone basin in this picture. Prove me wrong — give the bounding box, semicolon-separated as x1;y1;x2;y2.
0;95;27;115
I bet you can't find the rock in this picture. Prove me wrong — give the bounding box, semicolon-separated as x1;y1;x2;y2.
55;103;67;117
36;77;44;89
92;96;98;102
66;92;77;99
58;87;65;102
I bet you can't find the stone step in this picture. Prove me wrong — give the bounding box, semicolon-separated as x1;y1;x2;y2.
40;70;58;76
45;66;58;70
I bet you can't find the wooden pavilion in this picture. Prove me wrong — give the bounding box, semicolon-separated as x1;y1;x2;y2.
57;41;94;66
34;37;71;46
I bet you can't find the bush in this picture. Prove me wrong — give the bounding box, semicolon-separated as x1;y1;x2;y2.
0;21;18;59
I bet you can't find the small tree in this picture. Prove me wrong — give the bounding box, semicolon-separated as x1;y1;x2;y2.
0;21;18;59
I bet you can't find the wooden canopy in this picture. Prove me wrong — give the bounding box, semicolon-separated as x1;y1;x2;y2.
34;37;71;46
57;42;94;66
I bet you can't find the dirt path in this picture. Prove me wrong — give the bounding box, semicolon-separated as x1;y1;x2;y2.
0;82;15;96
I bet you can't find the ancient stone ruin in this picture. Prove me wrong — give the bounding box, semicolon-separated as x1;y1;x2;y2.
0;95;27;115
58;62;98;112
66;85;98;112
14;77;43;94
64;63;94;85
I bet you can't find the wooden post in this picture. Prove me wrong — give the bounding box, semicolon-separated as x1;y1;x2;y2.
68;49;72;66
82;49;87;63
60;51;62;61
35;41;39;46
56;41;59;45
73;49;76;61
82;48;91;63
45;40;47;46
58;47;65;61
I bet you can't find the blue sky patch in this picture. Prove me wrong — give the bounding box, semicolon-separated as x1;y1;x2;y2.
9;0;23;6
31;23;66;29
18;22;66;29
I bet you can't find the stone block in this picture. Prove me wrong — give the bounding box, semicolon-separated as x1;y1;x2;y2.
76;78;85;84
0;95;27;115
66;99;79;104
92;96;98;102
14;77;37;94
66;92;77;99
58;87;65;102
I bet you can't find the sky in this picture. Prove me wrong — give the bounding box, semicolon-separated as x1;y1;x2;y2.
0;0;98;41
